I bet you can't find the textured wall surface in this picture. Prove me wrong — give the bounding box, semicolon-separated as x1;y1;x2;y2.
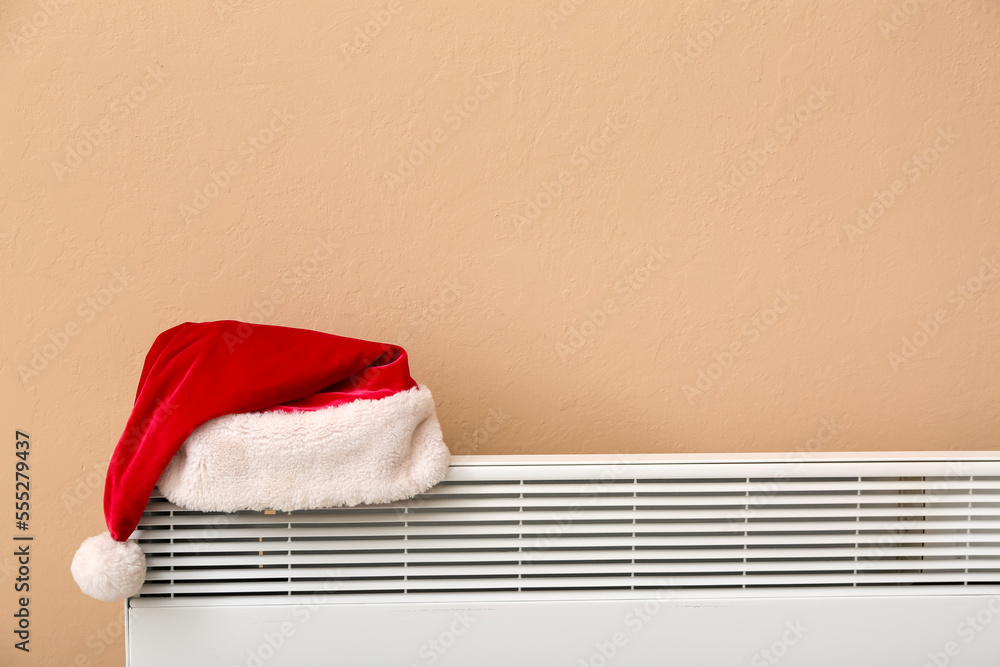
1;0;999;664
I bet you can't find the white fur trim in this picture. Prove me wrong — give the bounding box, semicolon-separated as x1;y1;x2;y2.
71;533;146;601
157;385;450;511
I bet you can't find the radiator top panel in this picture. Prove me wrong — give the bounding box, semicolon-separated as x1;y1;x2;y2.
131;457;1000;600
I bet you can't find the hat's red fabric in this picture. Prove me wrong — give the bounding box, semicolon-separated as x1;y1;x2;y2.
71;320;449;602
106;320;415;540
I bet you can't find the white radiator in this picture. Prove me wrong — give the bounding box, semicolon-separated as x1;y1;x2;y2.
126;453;1000;666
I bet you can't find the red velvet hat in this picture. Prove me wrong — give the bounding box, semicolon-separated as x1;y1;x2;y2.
71;321;449;601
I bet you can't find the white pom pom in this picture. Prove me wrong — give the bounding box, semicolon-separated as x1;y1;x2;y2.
71;532;146;601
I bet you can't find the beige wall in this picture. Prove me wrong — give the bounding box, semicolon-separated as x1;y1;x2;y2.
2;0;999;664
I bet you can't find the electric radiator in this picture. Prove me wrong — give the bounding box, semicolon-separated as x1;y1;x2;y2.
125;453;1000;666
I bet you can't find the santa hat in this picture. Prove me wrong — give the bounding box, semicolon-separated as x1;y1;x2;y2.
71;320;450;601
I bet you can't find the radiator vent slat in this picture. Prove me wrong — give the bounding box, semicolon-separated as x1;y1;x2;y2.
133;519;1000;540
134;533;1000;557
143;491;1000;512
137;571;1000;597
143;559;1000;581
143;544;1000;568
132;458;1000;600
139;506;1000;524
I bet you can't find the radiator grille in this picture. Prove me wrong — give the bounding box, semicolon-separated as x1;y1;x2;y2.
132;458;1000;599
